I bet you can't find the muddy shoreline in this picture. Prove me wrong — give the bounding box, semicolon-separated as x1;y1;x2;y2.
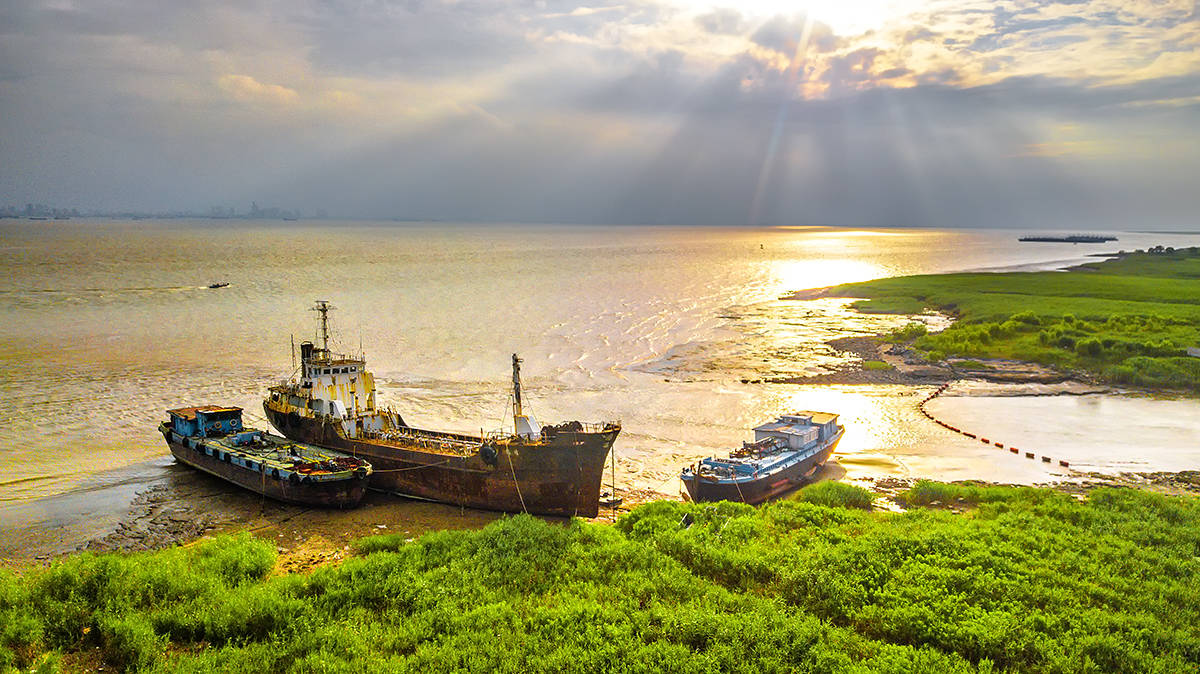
8;457;1199;574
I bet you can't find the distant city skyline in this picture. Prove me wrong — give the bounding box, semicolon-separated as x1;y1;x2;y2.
0;201;307;220
2;0;1198;229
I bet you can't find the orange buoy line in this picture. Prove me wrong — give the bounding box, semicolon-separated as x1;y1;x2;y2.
917;383;1071;469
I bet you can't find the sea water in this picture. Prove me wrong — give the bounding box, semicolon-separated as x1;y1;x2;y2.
2;220;1200;508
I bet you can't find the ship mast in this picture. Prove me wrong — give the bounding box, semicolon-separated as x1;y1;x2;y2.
312;300;334;352
512;353;523;422
510;353;541;439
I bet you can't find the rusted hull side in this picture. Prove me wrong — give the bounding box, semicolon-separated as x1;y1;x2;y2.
163;437;368;508
264;406;618;518
682;435;841;505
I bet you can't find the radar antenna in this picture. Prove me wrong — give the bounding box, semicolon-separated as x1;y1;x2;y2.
312;300;335;352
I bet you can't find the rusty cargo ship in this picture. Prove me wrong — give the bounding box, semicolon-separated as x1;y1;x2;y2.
159;405;372;507
263;302;621;517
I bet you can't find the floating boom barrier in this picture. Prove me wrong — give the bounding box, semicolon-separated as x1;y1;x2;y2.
918;383;1071;468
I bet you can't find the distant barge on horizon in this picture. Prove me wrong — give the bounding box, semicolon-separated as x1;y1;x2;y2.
1018;234;1118;244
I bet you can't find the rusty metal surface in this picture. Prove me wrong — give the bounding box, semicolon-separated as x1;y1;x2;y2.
162;437;369;508
264;403;619;518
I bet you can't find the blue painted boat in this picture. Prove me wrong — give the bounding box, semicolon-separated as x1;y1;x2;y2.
680;412;844;504
159;405;372;507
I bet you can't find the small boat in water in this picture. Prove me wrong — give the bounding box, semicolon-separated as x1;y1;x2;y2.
207;282;230;289
681;412;844;504
159;405;372;507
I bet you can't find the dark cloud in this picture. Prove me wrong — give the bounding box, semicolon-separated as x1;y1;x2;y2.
823;48;883;91
750;15;838;55
694;8;744;35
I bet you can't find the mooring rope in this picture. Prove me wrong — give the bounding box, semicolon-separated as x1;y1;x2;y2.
370;457;454;473
732;473;746;502
506;447;528;513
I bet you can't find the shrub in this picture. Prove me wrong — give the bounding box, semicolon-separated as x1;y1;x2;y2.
885;322;928;342
351;533;412;555
193;533;275;585
899;480;1058;507
1076;338;1102;357
97;613;163;672
796;481;874;509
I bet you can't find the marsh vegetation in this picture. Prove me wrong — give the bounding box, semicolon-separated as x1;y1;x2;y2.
841;248;1200;391
4;481;1198;673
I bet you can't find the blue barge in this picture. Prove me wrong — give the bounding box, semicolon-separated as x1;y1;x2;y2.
680;412;844;504
159;405;372;508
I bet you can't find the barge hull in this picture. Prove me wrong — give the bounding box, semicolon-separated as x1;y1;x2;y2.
164;438;368;508
683;434;842;505
265;407;618;518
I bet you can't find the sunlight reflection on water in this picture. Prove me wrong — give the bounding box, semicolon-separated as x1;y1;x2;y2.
3;221;1200;503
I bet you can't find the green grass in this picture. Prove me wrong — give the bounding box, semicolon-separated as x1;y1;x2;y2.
862;360;895;372
3;485;1200;672
828;248;1200;391
795;481;875;509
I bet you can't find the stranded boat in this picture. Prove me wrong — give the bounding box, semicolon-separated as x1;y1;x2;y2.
263;301;621;517
680;412;843;504
159;405;372;507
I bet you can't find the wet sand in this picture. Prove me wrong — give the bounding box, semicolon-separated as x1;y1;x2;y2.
0;464;506;570
7;457;1197;575
0;458;841;570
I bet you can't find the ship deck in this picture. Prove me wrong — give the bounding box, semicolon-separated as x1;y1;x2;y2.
162;425;368;478
688;428;845;485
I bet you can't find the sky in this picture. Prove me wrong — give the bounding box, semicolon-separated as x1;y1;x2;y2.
1;0;1198;228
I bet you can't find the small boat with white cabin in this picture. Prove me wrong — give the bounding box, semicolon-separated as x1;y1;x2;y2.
680;412;843;504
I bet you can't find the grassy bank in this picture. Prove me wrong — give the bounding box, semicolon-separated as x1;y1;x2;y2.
4;482;1199;673
829;247;1200;391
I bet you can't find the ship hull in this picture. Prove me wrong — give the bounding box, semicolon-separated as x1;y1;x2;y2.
162;433;368;508
264;405;619;518
682;432;842;505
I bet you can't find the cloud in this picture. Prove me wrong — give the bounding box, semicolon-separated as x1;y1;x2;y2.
695;8;744;35
750;15;838;55
0;0;1197;229
217;74;299;105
